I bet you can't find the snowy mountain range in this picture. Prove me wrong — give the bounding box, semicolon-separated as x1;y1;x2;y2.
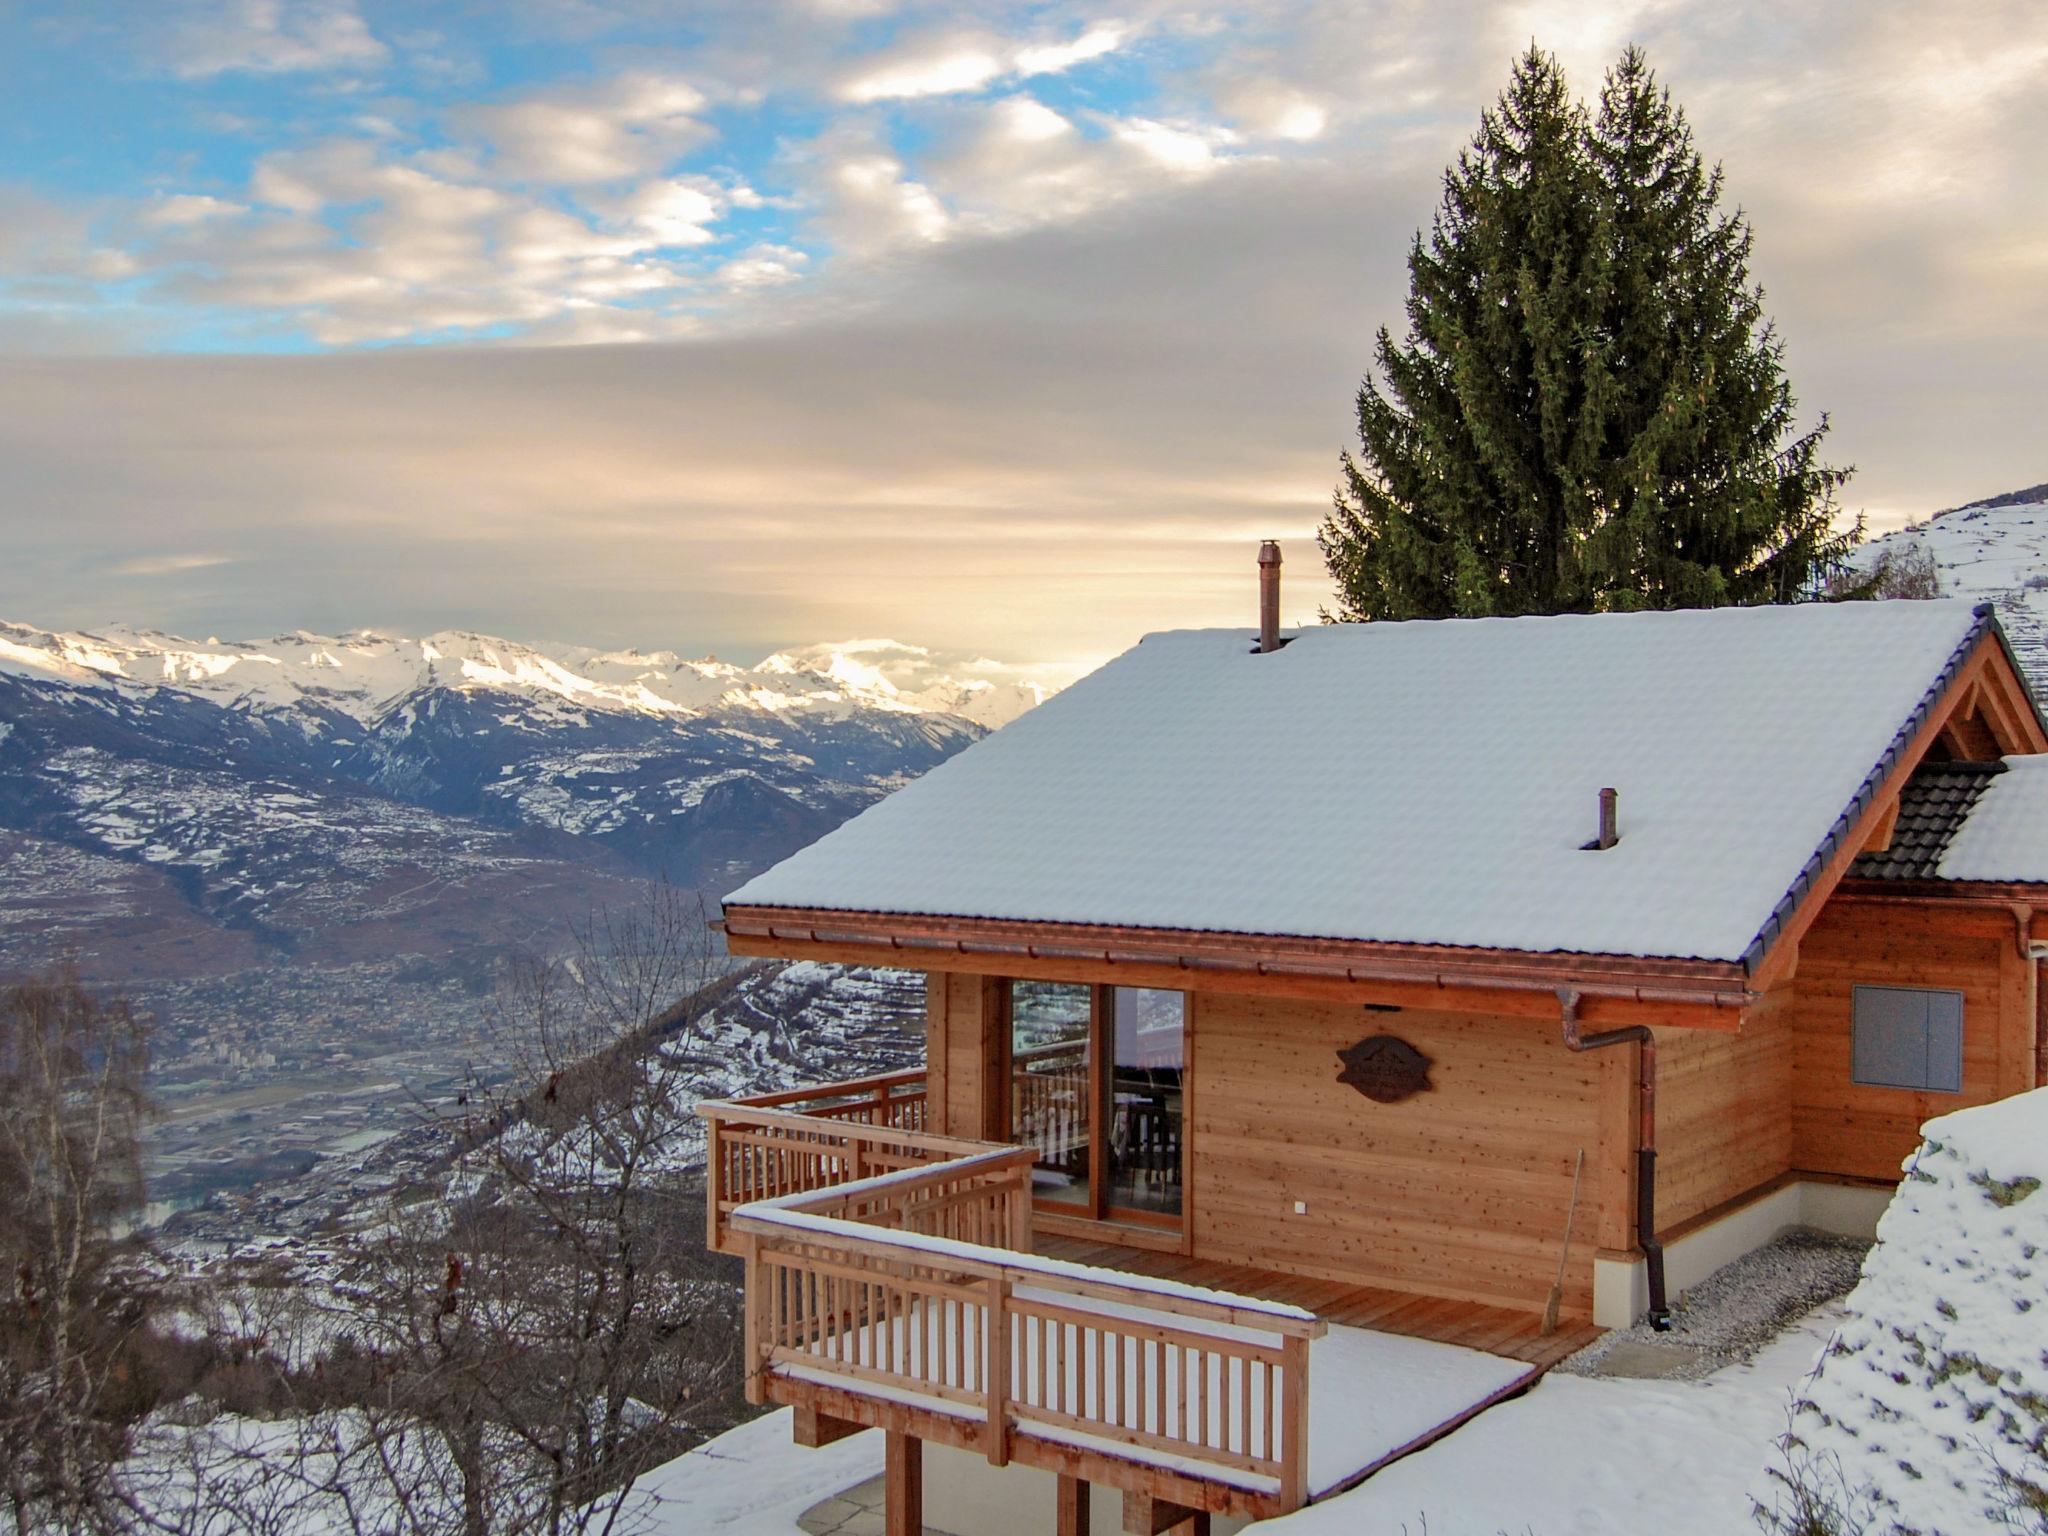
0;623;1049;731
0;620;1046;983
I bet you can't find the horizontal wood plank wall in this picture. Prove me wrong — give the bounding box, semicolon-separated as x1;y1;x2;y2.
1190;994;1606;1317
1651;1008;1795;1230
1789;898;2027;1181
925;972;1006;1142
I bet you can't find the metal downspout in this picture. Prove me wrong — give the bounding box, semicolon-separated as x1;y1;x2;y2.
1558;988;1673;1331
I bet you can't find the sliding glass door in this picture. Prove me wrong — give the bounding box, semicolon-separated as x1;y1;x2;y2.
1008;982;1185;1226
1009;981;1094;1210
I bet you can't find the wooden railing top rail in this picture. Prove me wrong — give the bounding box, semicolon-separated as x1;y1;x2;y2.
732;1200;1325;1339
726;1068;926;1109
694;1098;992;1158
748;1146;1042;1217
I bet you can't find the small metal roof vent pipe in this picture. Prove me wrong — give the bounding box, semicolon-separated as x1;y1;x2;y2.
1595;787;1619;850
1257;540;1283;654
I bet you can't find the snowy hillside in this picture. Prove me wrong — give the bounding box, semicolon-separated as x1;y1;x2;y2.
1756;1086;2048;1534
1853;484;2048;694
0;622;1049;731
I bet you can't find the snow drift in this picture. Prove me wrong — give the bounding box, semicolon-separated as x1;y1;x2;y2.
1757;1086;2048;1534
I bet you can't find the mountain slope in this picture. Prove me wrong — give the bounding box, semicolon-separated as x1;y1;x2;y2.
0;620;1043;979
1853;486;2048;694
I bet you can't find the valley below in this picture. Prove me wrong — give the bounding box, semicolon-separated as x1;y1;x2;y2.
0;624;1025;1247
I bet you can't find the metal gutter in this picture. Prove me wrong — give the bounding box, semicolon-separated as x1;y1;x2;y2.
721;909;1762;1011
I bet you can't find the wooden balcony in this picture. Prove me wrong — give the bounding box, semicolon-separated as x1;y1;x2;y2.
698;1076;1325;1526
699;1073;1605;1533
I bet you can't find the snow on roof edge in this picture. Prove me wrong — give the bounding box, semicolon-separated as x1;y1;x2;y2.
1736;602;1996;973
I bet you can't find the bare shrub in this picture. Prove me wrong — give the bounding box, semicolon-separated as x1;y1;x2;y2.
1826;541;1943;601
133;883;749;1536
0;968;158;1536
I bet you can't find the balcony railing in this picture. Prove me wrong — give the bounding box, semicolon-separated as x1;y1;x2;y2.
697;1075;1326;1519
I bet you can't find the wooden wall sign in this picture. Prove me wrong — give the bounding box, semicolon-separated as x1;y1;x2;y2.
1336;1035;1433;1104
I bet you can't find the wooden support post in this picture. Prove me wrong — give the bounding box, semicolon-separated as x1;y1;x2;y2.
741;1236;764;1406
1007;1166;1032;1252
1280;1331;1310;1513
704;1114;725;1253
985;1275;1011;1466
1121;1491;1210;1536
1056;1475;1091;1536
885;1431;922;1536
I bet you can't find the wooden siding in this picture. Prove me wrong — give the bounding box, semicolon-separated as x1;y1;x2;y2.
1188;995;1608;1318
1789;897;2032;1181
1652;1008;1796;1229
925;972;1006;1142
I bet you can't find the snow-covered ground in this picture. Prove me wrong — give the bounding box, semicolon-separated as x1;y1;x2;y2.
1753;1085;2048;1535
635;1406;887;1535
1273;1310;1840;1536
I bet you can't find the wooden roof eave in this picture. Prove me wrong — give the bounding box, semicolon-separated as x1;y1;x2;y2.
719;903;1759;1030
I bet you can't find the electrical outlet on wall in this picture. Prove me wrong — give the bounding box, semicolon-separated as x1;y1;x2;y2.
1293;1200;1308;1215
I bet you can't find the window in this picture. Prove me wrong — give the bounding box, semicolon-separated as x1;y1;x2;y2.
1851;985;1963;1093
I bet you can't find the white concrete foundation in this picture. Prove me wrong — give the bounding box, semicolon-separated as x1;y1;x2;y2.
1593;1179;1894;1328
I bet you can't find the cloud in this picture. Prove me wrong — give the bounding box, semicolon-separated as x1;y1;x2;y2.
162;0;387;78
454;73;714;185
107;130;764;344
801;127;953;255
837;20;1127;103
137;193;251;230
607;177;729;246
106;553;237;577
714;243;810;290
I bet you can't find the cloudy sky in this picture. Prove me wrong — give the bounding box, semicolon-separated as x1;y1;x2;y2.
1;0;2042;678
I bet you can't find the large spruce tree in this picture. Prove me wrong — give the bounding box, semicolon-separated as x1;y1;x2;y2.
1321;45;1854;620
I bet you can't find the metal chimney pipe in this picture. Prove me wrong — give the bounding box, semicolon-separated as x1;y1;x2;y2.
1258;541;1282;654
1597;787;1619;850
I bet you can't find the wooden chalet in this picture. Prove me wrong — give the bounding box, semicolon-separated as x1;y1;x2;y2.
698;551;2048;1535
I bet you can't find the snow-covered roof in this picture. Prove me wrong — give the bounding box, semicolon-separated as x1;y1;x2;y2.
1936;754;2048;883
728;599;1997;965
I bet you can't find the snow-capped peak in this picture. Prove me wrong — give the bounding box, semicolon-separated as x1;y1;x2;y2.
0;619;1053;730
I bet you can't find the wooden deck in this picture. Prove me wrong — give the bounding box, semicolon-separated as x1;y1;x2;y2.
1036;1234;1603;1371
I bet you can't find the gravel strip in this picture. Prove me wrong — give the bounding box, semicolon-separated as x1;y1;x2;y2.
1557;1227;1871;1381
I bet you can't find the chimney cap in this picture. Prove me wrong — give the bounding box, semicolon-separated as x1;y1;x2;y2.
1258;540;1282;566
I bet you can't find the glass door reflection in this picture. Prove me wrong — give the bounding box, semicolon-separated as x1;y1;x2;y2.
1008;982;1185;1226
1009;980;1092;1208
1106;988;1184;1219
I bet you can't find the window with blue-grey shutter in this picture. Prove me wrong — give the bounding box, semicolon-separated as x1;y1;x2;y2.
1850;985;1964;1093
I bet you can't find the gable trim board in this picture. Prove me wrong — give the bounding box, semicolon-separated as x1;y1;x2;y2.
1739;605;1997;973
